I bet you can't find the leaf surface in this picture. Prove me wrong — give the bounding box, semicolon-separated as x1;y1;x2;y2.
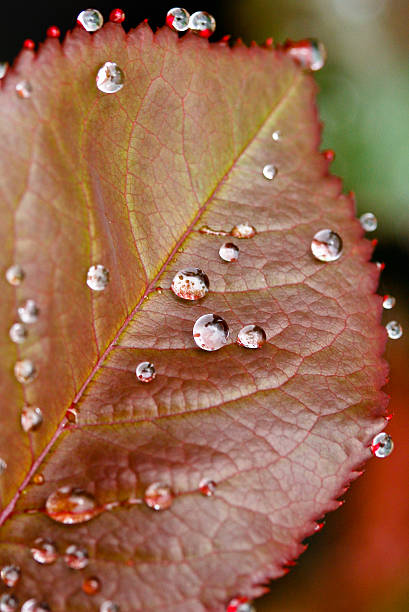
0;23;388;611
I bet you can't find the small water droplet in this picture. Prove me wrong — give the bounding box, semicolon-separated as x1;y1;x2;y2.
371;432;394;458
23;40;35;51
86;265;109;291
45;486;100;524
237;325;267;349
193;314;229;351
0;458;7;474
272;130;281;142
171;268;209;300
0;565;21;588
188;11;216;38
77;9;103;32
311;229;343;262
375;261;385;271
359;212;377;232
64;544;89;570
9;322;27;344
65;407;79;423
227;598;255;612
219;242;239;263
262;164;277;180
199;478;216;496
0;594;18;612
5;264;25;286
21;601;50;612
199;225;229;236
46;25;60;38
284;38;327;71
31;538;58;565
323;149;335;162
16;81;32;98
14;359;37;384
21;405;43;432
82;576;101;595
100;602;120;612
385;320;402;340
136;361;156;383
144;482;173;511
18;299;39;324
382;295;395;310
32;473;45;485
230;223;256;239
166;7;190;32
109;8;125;23
96;62;124;94
0;62;8;79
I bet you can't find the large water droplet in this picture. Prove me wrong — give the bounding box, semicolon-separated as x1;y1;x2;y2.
382;295;396;310
0;62;8;79
86;265;109;291
18;299;39;324
136;361;156;383
16;81;32;98
21;405;43;432
14;360;37;384
0;565;21;588
77;9;103;32
82;576;101;595
166;7;190;31
284;39;326;71
262;164;277;180
359;212;377;232
272;130;281;142
100;602;120;612
227;598;255;612
0;594;18;612
21;601;50;612
188;11;216;37
96;62;124;94
5;264;25;286
385;320;402;339
311;229;343;262
237;325;266;349
9;322;27;344
230;223;256;239
219;242;239;263
144;482;173;511
193;314;229;351
171;268;209;300
31;538;57;565
45;486;100;524
64;544;89;569
371;432;394;458
0;458;7;474
199;478;216;497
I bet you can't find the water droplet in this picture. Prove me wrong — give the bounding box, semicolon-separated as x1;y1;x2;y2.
171;268;209;300
136;361;156;383
21;405;43;432
31;538;58;565
82;576;101;595
385;320;402;340
0;594;18;612
65;407;79;423
193;314;229;351
227;598;255;612
323;149;335;162
18;299;39;324
9;322;27;344
46;25;60;38
0;62;8;79
199;225;229;236
375;261;385;271
188;11;216;38
14;359;37;384
237;325;267;349
96;62;124;94
199;478;216;496
272;130;281;142
230;223;256;239
0;565;21;588
64;544;89;569
360;212;377;232
262;164;277;180
16;81;32;99
23;40;35;51
32;473;45;485
5;264;25;286
86;265;109;291
109;8;125;23
77;9;103;32
382;295;395;310
219;242;239;263
311;229;343;262
166;7;190;32
284;38;327;71
45;486;100;524
0;458;7;474
371;432;394;458
144;482;173;511
100;602;120;612
21;601;50;612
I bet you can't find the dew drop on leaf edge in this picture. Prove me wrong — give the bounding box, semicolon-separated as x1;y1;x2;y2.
171;268;209;300
96;62;124;94
0;565;21;588
371;432;394;458
30;538;58;565
311;229;343;262
166;7;190;32
237;325;267;349
284;38;327;71
86;265;109;291
193;314;229;351
21;405;43;432
144;482;174;511
219;242;239;262
64;544;89;569
360;212;377;232
0;62;8;79
77;9;103;32
45;486;100;524
385;320;402;339
382;295;395;310
136;361;156;383
227;597;255;612
188;11;216;38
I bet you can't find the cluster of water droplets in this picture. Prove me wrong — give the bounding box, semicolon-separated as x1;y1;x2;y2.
166;9;216;38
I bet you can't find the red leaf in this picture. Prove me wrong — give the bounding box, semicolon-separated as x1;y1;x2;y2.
0;22;388;611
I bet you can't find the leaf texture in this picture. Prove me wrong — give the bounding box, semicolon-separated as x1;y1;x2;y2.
0;23;388;611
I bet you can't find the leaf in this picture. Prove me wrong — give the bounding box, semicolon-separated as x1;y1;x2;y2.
0;22;388;611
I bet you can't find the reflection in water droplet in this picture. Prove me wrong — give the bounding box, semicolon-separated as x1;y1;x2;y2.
371;432;394;458
311;229;343;262
231;223;256;239
144;482;173;511
171;268;209;300
227;597;255;612
237;325;266;349
284;39;327;71
188;11;216;37
100;602;120;612
136;361;156;383
272;130;281;142
5;264;25;286
45;486;100;524
14;360;37;384
64;544;89;569
31;538;58;565
82;576;101;595
77;9;103;31
360;212;377;232
262;164;277;180
219;242;239;263
385;320;402;339
199;478;216;497
193;314;229;351
166;7;190;31
0;565;21;588
96;62;124;94
0;62;8;79
18;299;39;324
382;295;395;310
32;473;45;485
9;322;27;344
0;459;7;474
16;81;32;98
0;594;18;612
21;405;43;432
86;265;109;291
21;600;50;612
